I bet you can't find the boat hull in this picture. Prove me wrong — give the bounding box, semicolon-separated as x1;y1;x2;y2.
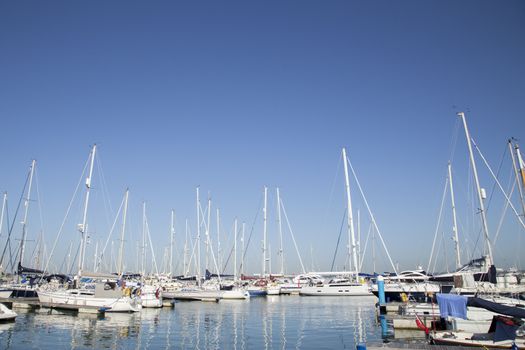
38;290;140;312
300;284;372;296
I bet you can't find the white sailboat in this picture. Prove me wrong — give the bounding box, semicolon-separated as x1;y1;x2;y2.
38;145;139;312
300;148;372;297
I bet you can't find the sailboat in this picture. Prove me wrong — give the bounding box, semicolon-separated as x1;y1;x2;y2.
37;145;139;312
432;113;525;298
300;148;372;297
0;160;42;299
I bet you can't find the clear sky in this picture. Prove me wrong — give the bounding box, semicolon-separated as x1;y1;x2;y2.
1;1;524;276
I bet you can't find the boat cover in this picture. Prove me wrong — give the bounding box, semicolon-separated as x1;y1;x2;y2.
437;293;468;319
491;316;521;342
18;262;44;275
467;297;525;319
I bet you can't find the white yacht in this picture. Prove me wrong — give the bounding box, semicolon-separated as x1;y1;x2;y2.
38;279;140;313
300;277;372;296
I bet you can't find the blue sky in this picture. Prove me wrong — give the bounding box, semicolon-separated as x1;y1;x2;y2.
1;1;524;276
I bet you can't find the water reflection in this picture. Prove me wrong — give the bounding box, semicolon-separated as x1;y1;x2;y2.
1;296;381;349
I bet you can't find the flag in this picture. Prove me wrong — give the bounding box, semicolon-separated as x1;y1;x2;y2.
415;313;430;334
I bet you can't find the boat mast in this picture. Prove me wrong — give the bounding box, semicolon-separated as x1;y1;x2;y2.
170;209;175;277
510;141;525;217
234;218;238;282
448;162;461;269
205;195;211;272
217;208;221;273
78;144;96;277
0;192;7;251
342;148;359;278
196;187;201;285
262;186;268;277
184;218;188;276
141;201;147;276
93;241;98;272
19;159;36;270
241;222;245;277
276;187;284;276
458;112;493;265
357;209;361;271
117;189;129;276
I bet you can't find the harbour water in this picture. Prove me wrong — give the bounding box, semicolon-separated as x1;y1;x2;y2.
0;296;382;349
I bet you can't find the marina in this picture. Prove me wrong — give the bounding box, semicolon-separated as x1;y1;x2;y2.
2;1;525;349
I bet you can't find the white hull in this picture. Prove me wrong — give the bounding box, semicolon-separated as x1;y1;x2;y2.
300;284;372;296
221;290;250;300
38;290;140;312
432;331;525;348
170;289;223;301
266;286;281;295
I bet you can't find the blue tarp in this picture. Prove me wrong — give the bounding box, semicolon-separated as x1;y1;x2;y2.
436;293;468;319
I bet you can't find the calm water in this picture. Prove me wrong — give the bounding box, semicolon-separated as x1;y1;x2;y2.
0;296;383;349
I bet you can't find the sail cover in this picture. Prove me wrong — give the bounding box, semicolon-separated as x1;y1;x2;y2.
467;297;525;319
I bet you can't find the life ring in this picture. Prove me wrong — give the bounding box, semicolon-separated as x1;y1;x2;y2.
155;288;160;299
124;287;131;297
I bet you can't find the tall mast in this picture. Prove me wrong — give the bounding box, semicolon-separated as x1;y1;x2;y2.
0;192;7;246
510;141;525;217
170;209;175;277
196;187;201;284
276;188;284;275
205;195;211;271
93;241;98;272
234;218;238;282
448;162;461;269
141;201;146;276
342;148;359;277
241;222;245;277
184;218;188;276
78;145;96;276
262;186;268;277
217;208;221;274
357;209;361;271
19;159;36;269
458;112;493;265
117;189;129;276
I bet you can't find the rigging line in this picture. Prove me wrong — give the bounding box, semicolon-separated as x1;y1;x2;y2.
0;169;30;271
493;168;516;245
427;176;449;273
473;138;525;231
242;195;263;264
359;223;373;271
146;217;159;276
279;198;306;274
222;220;236;274
42;154;90;275
96;152;115;229
448;118;461;165
330;207;347;272
345;154;398;275
35;167;46;269
484;141;509;213
322;152;343;244
68;241;81;275
98;194;125;270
